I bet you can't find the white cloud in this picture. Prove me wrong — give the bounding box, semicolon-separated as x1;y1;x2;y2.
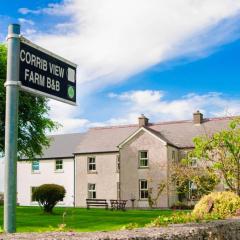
18;2;74;16
108;90;240;124
50;90;240;133
18;18;34;26
24;0;240;91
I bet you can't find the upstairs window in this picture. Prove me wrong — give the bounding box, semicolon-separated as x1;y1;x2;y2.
88;157;96;172
88;183;96;199
139;179;148;199
55;160;63;171
139;151;148;168
32;160;39;172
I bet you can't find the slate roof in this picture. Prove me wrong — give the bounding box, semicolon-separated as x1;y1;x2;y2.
24;133;85;160
75;116;234;153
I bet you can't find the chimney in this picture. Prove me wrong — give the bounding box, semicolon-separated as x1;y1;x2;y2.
193;110;203;124
138;114;149;127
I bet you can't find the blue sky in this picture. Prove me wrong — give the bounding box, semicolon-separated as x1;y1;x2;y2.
0;0;240;131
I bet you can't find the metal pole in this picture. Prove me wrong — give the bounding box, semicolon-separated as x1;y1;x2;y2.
4;24;20;233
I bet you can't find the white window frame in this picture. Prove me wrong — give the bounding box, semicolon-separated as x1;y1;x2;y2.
87;157;96;172
190;157;198;168
139;179;148;200
88;183;96;199
31;160;40;173
55;159;63;172
139;151;149;168
188;181;198;200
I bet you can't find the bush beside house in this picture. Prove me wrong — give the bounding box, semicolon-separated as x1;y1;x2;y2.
33;184;66;213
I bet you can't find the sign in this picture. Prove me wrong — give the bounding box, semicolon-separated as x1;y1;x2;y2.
19;37;77;105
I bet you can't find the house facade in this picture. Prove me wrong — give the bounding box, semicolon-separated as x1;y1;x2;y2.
17;133;84;206
17;111;233;208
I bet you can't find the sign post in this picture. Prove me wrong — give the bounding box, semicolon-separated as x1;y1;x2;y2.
3;23;77;233
4;24;20;233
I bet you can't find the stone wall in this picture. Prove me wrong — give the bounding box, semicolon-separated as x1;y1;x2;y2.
2;218;240;240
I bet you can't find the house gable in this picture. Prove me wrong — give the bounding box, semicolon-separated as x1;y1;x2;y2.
118;127;167;149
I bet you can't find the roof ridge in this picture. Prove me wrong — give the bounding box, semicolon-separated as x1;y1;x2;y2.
90;115;239;130
48;132;85;137
90;124;138;130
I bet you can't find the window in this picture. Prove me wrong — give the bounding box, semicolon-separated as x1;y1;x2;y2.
32;160;39;172
188;181;198;200
88;184;96;199
55;159;63;171
116;155;120;172
31;187;38;202
190;157;198;168
139;151;148;168
88;157;96;172
117;182;120;200
139;179;148;199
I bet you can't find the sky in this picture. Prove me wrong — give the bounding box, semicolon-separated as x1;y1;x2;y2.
0;1;240;191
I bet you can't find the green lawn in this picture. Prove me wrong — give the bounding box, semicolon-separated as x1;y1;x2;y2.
0;206;182;232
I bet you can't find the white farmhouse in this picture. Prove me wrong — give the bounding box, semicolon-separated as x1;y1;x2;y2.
17;111;234;208
17;133;84;206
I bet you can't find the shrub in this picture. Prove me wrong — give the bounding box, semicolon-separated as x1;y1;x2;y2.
33;184;66;213
192;191;240;218
121;223;139;230
146;212;222;227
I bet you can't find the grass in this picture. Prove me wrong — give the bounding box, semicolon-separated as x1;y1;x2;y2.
0;206;185;232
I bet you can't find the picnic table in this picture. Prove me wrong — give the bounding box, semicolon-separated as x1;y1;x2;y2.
110;199;127;211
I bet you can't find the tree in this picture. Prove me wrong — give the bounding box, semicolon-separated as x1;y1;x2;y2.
171;160;219;201
32;184;66;213
192;118;240;196
0;44;58;159
172;117;240;199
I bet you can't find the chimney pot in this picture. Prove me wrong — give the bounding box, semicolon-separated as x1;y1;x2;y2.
193;110;203;124
138;114;149;127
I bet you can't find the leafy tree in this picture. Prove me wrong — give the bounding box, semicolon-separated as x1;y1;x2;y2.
172;117;240;199
192;118;240;196
171;159;219;201
33;184;66;213
0;44;58;159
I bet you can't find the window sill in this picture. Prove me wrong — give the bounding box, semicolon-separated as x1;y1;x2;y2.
55;170;64;173
138;199;148;201
31;170;40;174
138;167;149;169
88;171;98;174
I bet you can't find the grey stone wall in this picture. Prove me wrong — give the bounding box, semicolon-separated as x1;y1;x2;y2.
1;218;240;240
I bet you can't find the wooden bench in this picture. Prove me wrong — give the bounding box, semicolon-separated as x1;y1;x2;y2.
86;199;108;209
110;200;127;211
